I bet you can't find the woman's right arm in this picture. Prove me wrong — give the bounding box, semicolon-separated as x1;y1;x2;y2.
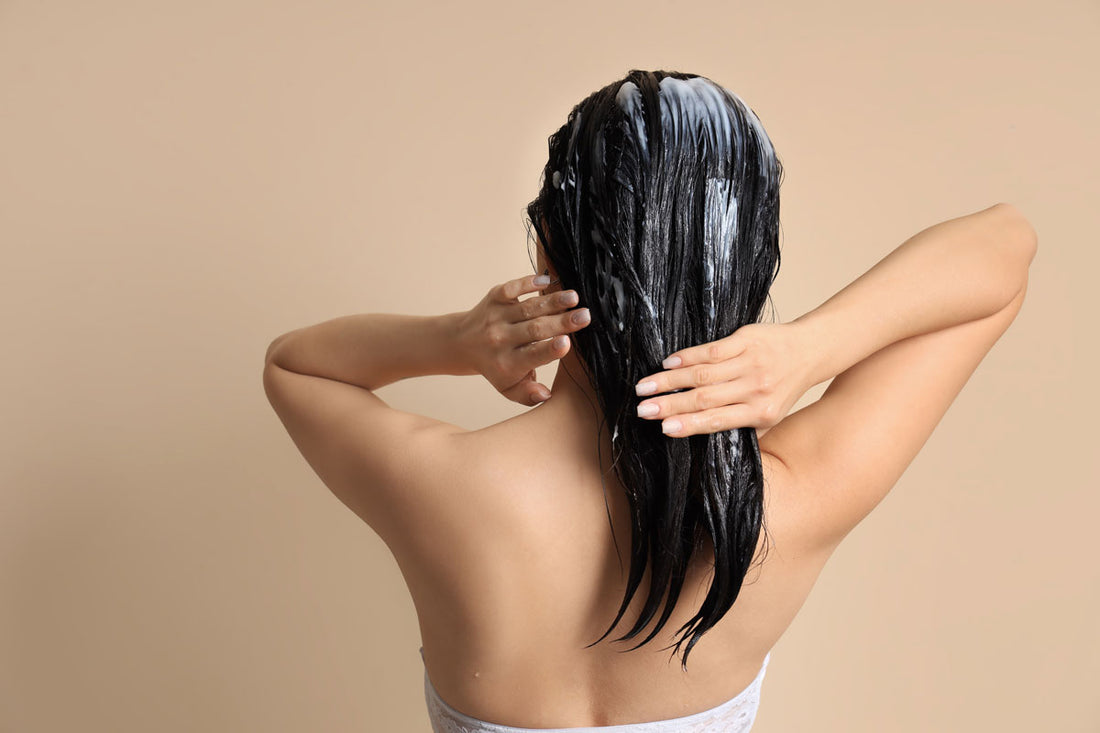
790;202;1037;392
635;202;1038;552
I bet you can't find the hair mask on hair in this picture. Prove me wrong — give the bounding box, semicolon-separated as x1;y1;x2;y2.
525;69;784;670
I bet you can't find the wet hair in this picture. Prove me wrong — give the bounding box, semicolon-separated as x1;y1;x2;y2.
524;69;784;669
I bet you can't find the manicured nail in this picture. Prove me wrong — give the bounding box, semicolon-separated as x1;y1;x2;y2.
571;308;591;325
662;355;682;369
553;335;569;349
661;419;681;434
534;274;550;286
636;381;657;396
637;403;659;417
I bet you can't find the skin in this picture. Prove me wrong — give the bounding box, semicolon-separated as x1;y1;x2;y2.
410;253;813;727
263;204;1036;727
263;245;812;727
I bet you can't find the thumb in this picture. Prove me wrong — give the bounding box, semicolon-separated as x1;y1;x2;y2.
502;370;550;406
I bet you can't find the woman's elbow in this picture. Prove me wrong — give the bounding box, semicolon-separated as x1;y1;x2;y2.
994;202;1039;268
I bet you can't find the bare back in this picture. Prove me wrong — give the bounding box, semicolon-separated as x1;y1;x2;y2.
391;393;826;729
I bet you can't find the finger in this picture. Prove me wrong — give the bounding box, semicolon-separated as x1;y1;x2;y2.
494;274;551;304
508;307;591;347
514;334;571;372
654;334;749;372
634;358;743;398
502;370;550;406
658;403;759;438
509;289;580;323
636;379;750;421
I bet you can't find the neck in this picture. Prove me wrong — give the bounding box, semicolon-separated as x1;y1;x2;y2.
547;346;599;415
536;346;618;461
538;345;635;543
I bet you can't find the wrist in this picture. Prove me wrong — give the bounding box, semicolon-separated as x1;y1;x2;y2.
440;311;480;377
788;313;835;389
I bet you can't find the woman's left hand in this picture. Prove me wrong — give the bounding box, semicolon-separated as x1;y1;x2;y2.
455;273;591;406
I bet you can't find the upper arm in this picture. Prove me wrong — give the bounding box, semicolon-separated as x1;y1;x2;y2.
262;363;470;550
760;269;1032;554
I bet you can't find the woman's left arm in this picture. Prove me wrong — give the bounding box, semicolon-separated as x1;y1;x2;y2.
265;272;590;405
265;311;476;391
260;273;589;546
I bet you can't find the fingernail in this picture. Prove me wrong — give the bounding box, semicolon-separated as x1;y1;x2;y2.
553;335;569;349
662;355;682;369
637;403;659;417
636;381;657;396
571;308;591;325
534;274;550;286
662;419;681;434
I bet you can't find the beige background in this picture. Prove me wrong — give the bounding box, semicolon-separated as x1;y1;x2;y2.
2;1;1096;731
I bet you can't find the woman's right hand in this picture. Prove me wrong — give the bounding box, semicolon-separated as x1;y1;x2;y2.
634;322;815;439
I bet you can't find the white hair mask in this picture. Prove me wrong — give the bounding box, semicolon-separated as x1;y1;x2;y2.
615;80;649;163
657;76;735;160
655;77;750;329
651;76;776;174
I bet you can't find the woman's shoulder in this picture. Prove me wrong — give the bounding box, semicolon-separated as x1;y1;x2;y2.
384;410;554;560
426;410;819;560
390;405;834;599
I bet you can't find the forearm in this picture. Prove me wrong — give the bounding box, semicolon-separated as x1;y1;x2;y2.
792;202;1037;387
265;311;477;390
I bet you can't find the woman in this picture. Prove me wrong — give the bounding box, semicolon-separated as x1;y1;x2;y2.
263;69;1037;731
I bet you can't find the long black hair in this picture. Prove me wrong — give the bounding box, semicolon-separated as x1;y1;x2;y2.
524;69;784;669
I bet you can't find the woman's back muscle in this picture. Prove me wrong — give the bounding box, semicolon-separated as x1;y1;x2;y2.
395;397;832;729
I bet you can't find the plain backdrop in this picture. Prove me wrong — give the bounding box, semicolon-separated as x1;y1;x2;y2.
2;1;1097;731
